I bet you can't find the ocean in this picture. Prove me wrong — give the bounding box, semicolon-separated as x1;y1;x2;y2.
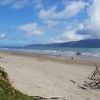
0;47;100;60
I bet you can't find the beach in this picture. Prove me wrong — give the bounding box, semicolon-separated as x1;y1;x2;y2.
0;51;100;100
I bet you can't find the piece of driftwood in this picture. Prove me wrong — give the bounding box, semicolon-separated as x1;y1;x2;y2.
32;96;67;100
78;85;87;90
79;65;100;89
70;80;75;84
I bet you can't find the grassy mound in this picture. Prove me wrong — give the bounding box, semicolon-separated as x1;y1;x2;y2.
0;67;37;100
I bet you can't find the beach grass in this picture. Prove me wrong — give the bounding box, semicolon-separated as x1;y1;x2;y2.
0;67;37;100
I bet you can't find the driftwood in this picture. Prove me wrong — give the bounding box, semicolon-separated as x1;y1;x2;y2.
32;96;67;100
88;65;100;80
70;80;75;84
78;85;87;90
79;65;100;89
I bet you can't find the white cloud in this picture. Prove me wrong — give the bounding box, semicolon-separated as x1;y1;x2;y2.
38;0;86;33
54;0;100;42
56;30;83;42
0;0;42;9
51;21;91;43
84;0;100;38
0;33;7;39
1;0;100;43
45;20;60;28
78;23;84;30
88;0;100;27
34;3;43;10
11;0;30;9
53;29;90;43
18;22;44;36
39;1;86;20
39;6;56;20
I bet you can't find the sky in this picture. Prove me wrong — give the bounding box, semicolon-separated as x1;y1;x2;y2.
0;0;100;46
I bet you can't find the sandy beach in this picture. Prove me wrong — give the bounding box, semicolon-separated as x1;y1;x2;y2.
0;51;100;100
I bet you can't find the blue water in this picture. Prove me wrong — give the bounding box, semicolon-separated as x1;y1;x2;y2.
0;47;100;60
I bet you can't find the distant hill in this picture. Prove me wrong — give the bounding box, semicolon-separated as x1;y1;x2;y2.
25;39;100;48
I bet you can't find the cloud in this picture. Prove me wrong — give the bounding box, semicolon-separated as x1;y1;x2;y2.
1;0;100;44
18;22;44;36
11;0;31;9
44;20;60;28
89;0;100;32
39;1;86;20
88;0;100;27
34;3;43;10
53;0;100;42
53;27;90;43
54;30;84;42
37;0;87;36
77;0;100;39
0;0;42;9
0;33;7;39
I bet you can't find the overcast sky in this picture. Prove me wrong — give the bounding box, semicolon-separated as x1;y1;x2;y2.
0;0;100;45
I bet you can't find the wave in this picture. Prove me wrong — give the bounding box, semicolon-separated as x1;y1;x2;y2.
0;47;100;60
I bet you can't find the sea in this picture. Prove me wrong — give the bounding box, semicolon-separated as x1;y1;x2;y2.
0;47;100;60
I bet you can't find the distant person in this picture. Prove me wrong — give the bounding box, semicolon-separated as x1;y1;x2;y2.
71;57;74;60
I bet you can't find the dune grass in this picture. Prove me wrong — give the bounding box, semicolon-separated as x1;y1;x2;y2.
0;67;37;100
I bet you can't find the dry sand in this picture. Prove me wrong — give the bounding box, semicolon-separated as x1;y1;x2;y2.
0;51;100;100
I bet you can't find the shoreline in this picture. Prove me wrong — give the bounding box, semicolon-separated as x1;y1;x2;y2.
0;50;100;66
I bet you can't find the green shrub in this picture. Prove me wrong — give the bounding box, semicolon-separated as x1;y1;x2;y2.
0;67;37;100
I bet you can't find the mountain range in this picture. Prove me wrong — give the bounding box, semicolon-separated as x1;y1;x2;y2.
25;39;100;48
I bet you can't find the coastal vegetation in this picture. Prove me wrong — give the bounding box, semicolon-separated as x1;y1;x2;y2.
0;67;36;100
